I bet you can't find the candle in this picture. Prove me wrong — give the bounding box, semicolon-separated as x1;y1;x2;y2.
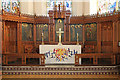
77;33;78;38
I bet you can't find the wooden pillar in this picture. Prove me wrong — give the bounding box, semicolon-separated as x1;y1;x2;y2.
48;24;51;42
22;56;26;65
82;24;85;53
41;55;45;65
3;21;6;53
0;20;2;65
93;56;98;65
33;24;36;49
64;19;66;42
17;22;22;53
49;16;54;42
111;55;116;65
97;23;101;53
53;22;55;42
113;21;118;54
65;16;70;42
69;23;70;42
17;22;20;53
19;22;22;53
3;55;8;65
82;24;85;45
75;55;79;65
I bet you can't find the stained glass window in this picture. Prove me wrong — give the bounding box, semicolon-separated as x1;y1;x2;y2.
12;0;20;13
97;0;118;14
47;0;72;15
2;0;20;13
118;0;120;10
2;0;11;12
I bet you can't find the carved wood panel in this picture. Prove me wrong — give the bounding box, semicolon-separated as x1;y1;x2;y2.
85;23;97;41
50;24;53;41
55;19;64;42
101;22;113;53
118;22;120;41
5;21;17;53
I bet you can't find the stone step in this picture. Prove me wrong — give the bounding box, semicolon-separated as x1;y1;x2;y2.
3;66;118;71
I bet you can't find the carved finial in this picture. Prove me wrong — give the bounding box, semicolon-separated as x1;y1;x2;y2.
58;4;60;12
63;1;66;11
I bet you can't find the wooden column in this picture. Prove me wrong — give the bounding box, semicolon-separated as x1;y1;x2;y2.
41;55;45;65
49;16;54;42
22;56;26;65
111;55;116;65
93;56;98;65
65;16;70;42
69;23;71;42
48;24;51;42
64;19;66;42
97;23;101;53
33;24;36;48
3;21;6;53
113;21;118;54
3;55;8;65
17;22;20;53
82;24;85;48
19;22;22;53
53;22;55;42
0;20;2;65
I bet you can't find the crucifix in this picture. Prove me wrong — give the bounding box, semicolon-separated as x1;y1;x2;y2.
56;28;64;45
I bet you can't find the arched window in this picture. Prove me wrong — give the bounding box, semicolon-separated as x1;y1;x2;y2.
46;0;72;15
2;0;20;13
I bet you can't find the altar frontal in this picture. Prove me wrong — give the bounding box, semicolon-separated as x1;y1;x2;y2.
39;45;81;64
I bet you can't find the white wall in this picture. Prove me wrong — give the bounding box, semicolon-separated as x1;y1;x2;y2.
19;0;91;16
34;0;47;16
72;1;83;16
90;0;97;14
72;0;90;16
83;1;90;15
0;0;2;11
20;0;34;15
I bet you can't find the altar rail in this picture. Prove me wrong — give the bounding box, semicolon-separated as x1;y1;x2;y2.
75;53;120;66
2;53;120;66
2;53;45;66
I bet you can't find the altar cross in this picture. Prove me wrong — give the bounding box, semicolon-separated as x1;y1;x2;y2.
56;28;64;45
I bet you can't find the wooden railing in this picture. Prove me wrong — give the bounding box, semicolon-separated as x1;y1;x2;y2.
2;53;45;66
75;53;119;66
2;53;120;66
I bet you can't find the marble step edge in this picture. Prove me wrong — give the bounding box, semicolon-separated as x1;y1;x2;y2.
2;72;119;75
2;67;118;71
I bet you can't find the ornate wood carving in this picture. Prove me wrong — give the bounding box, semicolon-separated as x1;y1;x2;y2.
1;5;120;65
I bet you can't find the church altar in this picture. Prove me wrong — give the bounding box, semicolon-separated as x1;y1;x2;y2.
39;45;81;64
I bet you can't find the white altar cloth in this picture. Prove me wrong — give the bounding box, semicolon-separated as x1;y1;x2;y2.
39;45;81;64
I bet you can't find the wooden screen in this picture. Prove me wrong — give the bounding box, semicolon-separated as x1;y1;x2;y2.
119;22;120;42
22;23;33;41
5;21;17;53
101;22;113;53
70;24;83;42
85;23;97;41
55;19;64;42
36;24;49;41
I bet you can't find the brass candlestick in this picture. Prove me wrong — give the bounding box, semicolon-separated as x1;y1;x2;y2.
42;33;44;45
77;33;79;45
